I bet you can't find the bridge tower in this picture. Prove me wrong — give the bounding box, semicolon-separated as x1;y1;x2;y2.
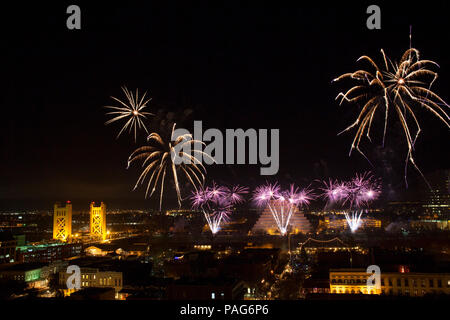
90;202;107;240
53;201;72;241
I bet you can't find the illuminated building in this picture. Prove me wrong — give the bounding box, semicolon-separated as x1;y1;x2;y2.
330;268;450;296
90;202;107;240
16;242;82;263
165;209;196;218
389;170;450;218
59;267;123;299
323;216;381;231
410;219;450;231
0;232;25;264
85;246;108;256
423;170;450;218
0;263;41;282
53;201;72;241
193;244;212;251
0;263;47;289
251;202;312;235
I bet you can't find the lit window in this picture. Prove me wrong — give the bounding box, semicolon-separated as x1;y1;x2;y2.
211;293;215;299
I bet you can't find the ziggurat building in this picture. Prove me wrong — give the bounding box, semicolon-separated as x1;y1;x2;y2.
251;201;312;235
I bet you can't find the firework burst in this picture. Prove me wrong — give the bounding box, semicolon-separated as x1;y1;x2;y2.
253;183;314;236
127;123;214;210
320;172;381;232
333;46;450;185
104;86;154;142
191;183;248;234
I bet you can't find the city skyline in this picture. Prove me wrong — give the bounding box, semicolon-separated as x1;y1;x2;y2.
0;2;449;308
1;2;449;209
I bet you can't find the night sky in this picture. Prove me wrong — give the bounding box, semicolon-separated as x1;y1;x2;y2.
1;1;449;210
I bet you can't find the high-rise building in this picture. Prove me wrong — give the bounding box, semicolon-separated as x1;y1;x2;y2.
90;202;107;240
251;201;312;235
53;201;72;242
423;170;450;218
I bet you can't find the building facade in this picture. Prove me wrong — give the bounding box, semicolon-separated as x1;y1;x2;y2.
16;242;82;263
330;268;450;296
59;267;123;298
252;201;312;235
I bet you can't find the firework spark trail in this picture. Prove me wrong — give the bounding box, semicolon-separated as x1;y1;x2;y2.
190;183;248;235
104;86;154;142
345;210;364;232
253;183;314;236
333;46;450;186
127;123;215;210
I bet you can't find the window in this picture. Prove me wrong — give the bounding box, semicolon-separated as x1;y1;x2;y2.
421;280;426;287
211;293;215;299
397;279;401;287
437;280;442;288
389;279;392;287
429;279;434;287
404;279;409;286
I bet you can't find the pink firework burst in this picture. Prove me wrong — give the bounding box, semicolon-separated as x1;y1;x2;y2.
190;187;210;209
225;185;249;205
320;179;349;204
191;182;248;234
252;183;281;207
283;184;315;206
345;172;381;209
207;181;227;202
